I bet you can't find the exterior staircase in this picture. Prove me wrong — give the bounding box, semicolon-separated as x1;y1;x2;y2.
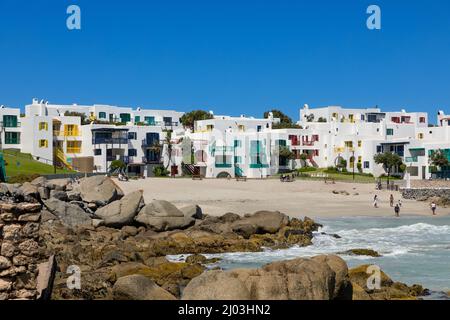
55;148;73;171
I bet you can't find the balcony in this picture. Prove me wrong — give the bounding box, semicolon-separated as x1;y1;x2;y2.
93;137;128;144
405;156;418;163
142;139;161;148
302;141;315;146
142;156;161;164
0;121;21;128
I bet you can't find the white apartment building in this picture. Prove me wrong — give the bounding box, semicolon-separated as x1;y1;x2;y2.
297;105;440;178
17;99;182;175
0;99;448;180
0;106;22;150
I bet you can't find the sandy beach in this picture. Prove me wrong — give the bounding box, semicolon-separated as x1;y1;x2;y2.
114;178;446;218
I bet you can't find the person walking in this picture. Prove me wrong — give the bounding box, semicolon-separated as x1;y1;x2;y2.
394;204;400;217
390;194;394;207
398;199;402;208
373;195;379;208
430;202;437;216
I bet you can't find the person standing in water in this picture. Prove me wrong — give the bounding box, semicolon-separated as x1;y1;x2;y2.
430;202;437;215
394;204;400;217
390;194;394;207
373;195;379;208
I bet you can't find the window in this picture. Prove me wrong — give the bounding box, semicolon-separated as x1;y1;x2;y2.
386;128;394;136
358;140;362;148
418;133;424;139
128;149;137;157
206;125;214;132
419;117;426;123
145;116;155;125
120;113;131;123
39;122;48;131
238;125;245;132
128;132;137;140
358;156;362;164
163;117;172;126
98;112;106;119
257;125;262;132
135;116;140;123
5;132;20;144
39;139;48;148
376;146;382;153
345;141;353;148
234;140;242;148
234;156;242;164
94;149;102;156
67;141;82;154
64;124;79;136
364;161;370;169
3;115;18;128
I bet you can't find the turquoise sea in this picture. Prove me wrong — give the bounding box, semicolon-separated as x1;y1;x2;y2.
169;216;450;298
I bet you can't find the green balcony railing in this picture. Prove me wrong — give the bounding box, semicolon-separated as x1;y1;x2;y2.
405;156;418;162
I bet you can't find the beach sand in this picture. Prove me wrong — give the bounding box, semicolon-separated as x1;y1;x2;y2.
114;178;447;218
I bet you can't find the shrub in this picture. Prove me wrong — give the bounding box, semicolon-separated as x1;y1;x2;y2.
153;165;169;177
297;167;317;173
324;166;339;173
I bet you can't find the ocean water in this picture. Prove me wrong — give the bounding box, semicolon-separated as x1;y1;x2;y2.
168;215;450;295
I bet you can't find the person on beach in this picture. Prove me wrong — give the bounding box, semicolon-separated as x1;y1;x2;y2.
390;194;394;207
394;204;400;217
431;202;437;215
398;199;402;207
373;195;378;208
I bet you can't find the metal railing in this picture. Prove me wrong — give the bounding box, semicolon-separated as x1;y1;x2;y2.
93;138;128;144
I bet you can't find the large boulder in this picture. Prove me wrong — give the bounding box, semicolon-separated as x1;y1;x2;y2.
113;275;176;300
44;198;92;228
135;200;195;231
182;255;351;300
45;178;72;191
180;205;203;220
19;182;39;199
79;176;123;206
95;190;144;228
231;211;289;238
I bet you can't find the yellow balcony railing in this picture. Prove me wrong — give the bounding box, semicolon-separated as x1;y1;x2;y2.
66;147;81;154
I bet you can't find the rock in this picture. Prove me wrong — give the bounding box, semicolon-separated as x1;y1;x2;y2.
50;190;68;202
44;198;92;228
38;187;50;200
46;178;71;191
180;205;203;220
66;190;81;201
135;200;195;232
1;241;15;257
30;176;47;187
182;255;351;300
18;213;41;222
13;255;33;266
92;219;105;228
0;279;12;292
340;249;381;257
185;254;207;265
95;190;144;228
113;275;176;300
231;211;289;238
182;270;251;300
121;226;138;237
79;176;123;206
18;239;40;257
0;256;12;270
20;182;39;199
0;183;9;195
2;224;22;242
219;212;241;223
40;210;57;223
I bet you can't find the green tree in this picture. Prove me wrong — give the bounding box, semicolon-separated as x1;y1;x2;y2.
279;146;295;160
180;110;214;130
163;131;174;169
373;152;403;183
263;109;301;129
429;149;449;170
110;159;126;172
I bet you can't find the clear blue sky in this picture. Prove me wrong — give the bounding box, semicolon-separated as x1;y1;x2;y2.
1;0;449;122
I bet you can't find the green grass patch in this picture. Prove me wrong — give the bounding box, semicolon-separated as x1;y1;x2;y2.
2;149;74;180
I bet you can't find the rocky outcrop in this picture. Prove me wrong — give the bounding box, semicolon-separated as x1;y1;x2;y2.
113;275;176;300
79;176;123;206
182;255;352;300
95;191;144;228
180;205;203;220
349;264;429;300
43;198;92;228
230;211;289;238
135;200;195;231
339;249;381;257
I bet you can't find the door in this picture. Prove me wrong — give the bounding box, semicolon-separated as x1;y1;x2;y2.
422;166;426;179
